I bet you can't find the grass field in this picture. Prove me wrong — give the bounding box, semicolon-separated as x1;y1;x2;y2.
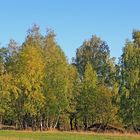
0;130;140;140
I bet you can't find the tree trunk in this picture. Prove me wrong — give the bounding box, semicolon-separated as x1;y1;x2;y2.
19;119;23;130
53;116;59;129
22;115;28;130
0;116;2;130
46;117;49;129
74;117;78;131
133;126;138;133
57;119;60;130
70;117;73;130
83;116;88;131
40;116;43;131
32;118;37;131
91;114;94;125
32;119;34;131
34;118;37;130
15;120;18;130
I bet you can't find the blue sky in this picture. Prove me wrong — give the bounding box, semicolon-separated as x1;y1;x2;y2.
0;0;140;62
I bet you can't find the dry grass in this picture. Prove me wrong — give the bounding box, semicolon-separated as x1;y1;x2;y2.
0;137;33;140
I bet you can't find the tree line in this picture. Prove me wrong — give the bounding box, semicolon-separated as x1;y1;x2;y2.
0;25;140;132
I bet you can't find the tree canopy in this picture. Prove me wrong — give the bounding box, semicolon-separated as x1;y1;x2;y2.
0;25;140;132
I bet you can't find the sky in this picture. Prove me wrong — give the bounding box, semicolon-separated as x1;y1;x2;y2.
0;0;140;62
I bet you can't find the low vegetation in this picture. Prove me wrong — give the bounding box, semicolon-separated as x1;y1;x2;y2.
0;131;140;140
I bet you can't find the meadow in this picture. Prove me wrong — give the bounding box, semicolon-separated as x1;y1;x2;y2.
0;131;140;140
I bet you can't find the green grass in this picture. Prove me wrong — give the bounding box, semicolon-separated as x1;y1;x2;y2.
0;130;140;140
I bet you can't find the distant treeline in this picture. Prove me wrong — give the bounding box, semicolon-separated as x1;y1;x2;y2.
0;25;140;132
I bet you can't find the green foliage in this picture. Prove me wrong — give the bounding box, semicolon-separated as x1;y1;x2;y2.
94;85;118;125
75;35;115;86
78;62;97;115
77;62;98;129
42;31;70;128
0;25;140;132
119;31;140;131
